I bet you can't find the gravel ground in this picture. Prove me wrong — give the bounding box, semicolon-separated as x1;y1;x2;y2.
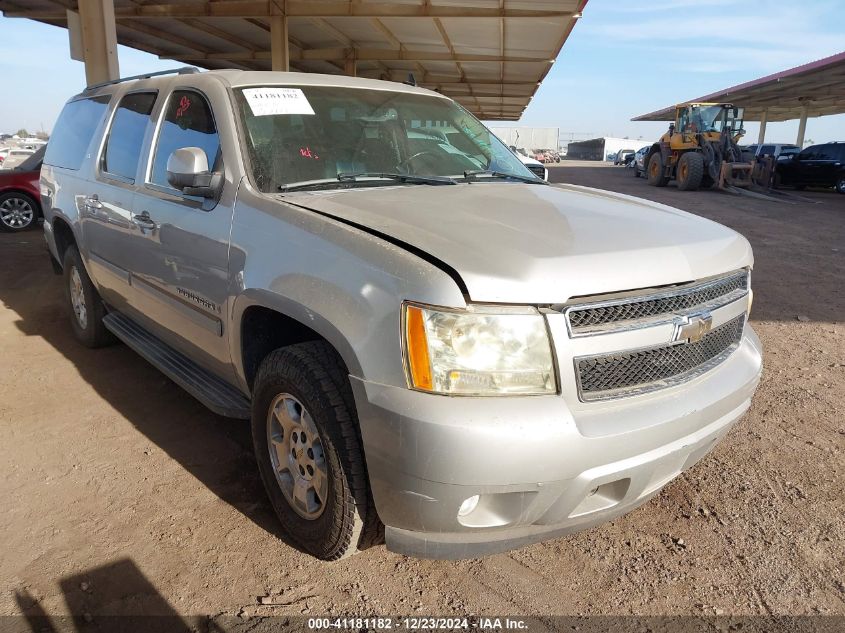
1;162;842;628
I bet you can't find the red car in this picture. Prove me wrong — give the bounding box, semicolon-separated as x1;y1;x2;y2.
0;146;44;232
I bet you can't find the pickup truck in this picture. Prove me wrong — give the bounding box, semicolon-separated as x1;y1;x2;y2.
41;68;762;560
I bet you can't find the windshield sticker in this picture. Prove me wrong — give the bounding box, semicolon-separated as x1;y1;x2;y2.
243;88;315;116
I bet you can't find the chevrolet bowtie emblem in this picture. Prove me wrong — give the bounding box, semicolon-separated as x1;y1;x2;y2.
672;312;713;343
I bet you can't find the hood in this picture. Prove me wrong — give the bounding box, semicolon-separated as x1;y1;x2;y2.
283;182;753;304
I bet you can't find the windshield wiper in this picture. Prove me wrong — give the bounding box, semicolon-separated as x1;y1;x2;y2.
462;169;547;184
279;172;457;192
337;172;457;185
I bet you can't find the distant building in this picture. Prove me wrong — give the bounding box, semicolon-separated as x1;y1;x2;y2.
488;127;560;152
567;137;648;161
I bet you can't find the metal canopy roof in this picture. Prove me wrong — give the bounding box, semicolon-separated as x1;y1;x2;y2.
0;0;588;121
632;51;845;123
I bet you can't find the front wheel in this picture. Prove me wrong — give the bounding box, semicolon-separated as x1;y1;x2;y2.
677;152;704;191
836;176;845;194
251;341;382;560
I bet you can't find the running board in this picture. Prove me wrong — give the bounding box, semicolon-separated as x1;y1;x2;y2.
103;312;251;419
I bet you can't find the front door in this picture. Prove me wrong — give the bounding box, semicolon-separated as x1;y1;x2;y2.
125;87;235;380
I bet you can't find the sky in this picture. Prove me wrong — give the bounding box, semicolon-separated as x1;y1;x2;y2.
0;0;842;146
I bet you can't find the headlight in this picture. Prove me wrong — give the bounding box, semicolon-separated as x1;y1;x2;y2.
403;303;556;396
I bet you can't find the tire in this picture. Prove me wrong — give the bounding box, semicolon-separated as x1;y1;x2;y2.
251;341;382;560
62;246;114;348
646;152;669;187
677;152;704;191
836;176;845;194
0;191;38;232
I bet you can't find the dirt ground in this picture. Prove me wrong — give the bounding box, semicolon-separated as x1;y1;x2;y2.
1;162;843;629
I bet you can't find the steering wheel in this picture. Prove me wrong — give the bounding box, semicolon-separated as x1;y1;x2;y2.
396;150;441;173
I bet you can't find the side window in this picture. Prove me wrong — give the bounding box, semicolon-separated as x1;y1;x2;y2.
44;95;110;170
814;145;836;161
798;148;815;160
102;92;157;182
150;90;220;188
760;145;775;156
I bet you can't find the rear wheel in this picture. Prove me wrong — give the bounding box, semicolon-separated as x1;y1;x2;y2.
677;152;704;191
836;176;845;194
252;341;382;560
62;246;114;348
646;152;669;187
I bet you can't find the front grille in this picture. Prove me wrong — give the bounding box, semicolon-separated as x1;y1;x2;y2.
567;271;748;334
576;315;745;401
526;164;546;179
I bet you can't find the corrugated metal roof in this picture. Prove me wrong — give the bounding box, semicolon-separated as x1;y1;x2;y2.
0;0;589;121
633;51;845;123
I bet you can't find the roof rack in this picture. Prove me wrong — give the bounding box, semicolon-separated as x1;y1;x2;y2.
84;66;199;92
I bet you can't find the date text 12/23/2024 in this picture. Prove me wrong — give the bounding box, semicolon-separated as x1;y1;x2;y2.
307;618;528;630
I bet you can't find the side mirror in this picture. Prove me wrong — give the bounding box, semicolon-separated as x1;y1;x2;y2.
166;147;223;199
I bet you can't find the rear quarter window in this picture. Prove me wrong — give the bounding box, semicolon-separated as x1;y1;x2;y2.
44;95;111;170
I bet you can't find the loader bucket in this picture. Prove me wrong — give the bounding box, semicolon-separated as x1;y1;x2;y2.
718;162;753;189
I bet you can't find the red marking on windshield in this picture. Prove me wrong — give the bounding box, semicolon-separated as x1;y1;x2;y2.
176;96;191;117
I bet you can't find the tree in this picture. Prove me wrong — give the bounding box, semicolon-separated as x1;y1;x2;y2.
15;128;28;138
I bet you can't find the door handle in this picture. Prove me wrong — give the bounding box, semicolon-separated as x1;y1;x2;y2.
133;210;157;230
84;195;103;213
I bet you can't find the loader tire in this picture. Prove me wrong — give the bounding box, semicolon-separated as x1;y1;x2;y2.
677;152;704;191
646;152;669;187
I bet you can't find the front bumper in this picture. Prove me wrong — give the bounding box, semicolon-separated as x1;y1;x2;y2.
350;326;763;559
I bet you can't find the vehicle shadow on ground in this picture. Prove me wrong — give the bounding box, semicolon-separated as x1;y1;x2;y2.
0;234;307;556
549;164;845;325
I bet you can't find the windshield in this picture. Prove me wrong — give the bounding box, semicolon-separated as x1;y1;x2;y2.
234;86;536;192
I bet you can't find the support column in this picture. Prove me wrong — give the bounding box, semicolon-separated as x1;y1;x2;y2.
270;15;289;71
796;103;809;147
78;0;119;86
757;108;768;145
344;56;357;77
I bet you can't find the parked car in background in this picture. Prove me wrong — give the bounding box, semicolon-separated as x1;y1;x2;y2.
532;149;549;163
0;146;44;231
632;146;650;178
509;145;548;180
0;148;36;171
743;143;800;161
614;149;635;166
42;69;760;560
775;142;845;193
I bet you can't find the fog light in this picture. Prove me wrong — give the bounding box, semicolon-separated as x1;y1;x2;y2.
458;495;480;517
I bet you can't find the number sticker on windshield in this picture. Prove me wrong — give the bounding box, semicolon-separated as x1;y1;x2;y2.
243;88;315;116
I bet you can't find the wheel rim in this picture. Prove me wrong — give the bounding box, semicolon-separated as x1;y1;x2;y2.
266;393;328;520
69;266;88;329
649;159;659;178
0;197;34;229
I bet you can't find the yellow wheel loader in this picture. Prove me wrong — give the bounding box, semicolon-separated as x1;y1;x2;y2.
645;103;753;191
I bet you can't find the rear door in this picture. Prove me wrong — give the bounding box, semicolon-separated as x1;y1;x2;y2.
811;144;842;186
81;91;158;307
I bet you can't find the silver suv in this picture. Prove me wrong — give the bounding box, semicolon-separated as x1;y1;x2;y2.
42;69;762;560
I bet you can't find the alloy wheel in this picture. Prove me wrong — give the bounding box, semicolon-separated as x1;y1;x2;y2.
0;196;34;229
266;393;329;520
69;266;88;330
